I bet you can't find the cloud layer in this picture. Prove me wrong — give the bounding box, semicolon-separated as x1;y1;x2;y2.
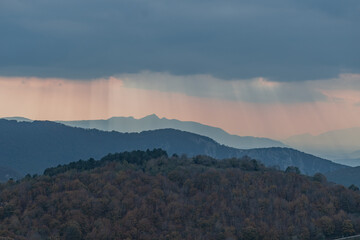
118;71;328;103
0;0;359;81
1;74;360;139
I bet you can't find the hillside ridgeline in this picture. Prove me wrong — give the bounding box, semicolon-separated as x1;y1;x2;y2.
58;114;286;149
0;119;346;177
0;150;360;239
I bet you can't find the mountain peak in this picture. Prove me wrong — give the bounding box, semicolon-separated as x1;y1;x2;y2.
58;115;286;149
141;114;160;120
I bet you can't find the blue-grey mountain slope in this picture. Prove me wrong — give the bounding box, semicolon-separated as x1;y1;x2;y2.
1;117;32;122
58;114;286;149
0;119;345;178
325;167;360;188
285;127;360;165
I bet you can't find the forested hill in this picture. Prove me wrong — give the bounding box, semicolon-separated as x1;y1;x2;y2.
0;149;360;239
0;119;345;177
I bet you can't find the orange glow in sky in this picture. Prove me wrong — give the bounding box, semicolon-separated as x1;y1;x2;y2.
1;76;360;139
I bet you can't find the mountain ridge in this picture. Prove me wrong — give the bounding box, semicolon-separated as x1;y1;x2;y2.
56;114;286;149
1;149;359;239
285;127;360;161
0;119;346;178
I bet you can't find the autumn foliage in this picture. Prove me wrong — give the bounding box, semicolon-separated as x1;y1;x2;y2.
0;149;360;239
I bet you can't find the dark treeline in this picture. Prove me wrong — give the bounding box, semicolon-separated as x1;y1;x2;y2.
43;148;170;177
0;149;360;239
43;149;262;177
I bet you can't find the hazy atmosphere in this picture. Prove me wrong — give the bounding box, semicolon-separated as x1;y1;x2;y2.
2;1;360;239
1;0;359;139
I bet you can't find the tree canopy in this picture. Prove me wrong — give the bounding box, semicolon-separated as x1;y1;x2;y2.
1;149;360;239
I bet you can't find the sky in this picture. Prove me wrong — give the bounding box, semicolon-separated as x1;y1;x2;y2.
0;0;359;139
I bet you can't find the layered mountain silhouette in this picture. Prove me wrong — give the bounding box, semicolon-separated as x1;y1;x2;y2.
285;127;360;163
0;119;346;178
57;114;286;149
1;116;32;122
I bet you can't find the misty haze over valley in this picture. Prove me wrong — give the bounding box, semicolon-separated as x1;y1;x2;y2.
1;0;360;238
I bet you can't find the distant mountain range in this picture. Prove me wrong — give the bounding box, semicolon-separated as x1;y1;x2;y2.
284;127;360;165
56;114;286;149
1;116;33;122
0;119;346;178
330;158;360;167
4;115;360;167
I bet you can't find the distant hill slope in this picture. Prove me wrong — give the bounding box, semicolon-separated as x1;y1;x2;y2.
1;150;360;239
241;148;347;177
325;167;360;187
57;114;286;149
1;116;32;122
0;119;345;176
331;158;360;167
285;127;360;161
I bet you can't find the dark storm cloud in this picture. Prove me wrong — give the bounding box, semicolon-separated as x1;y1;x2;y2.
118;71;329;103
0;0;359;81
